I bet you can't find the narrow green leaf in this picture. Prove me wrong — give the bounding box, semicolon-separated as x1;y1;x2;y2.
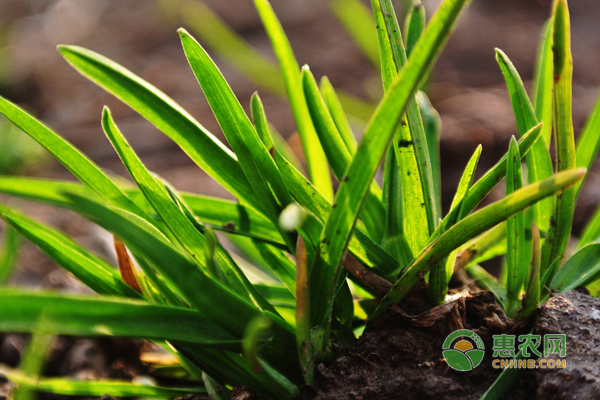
371;168;585;320
575;90;600;196
253;0;334;201
464;264;507;308
295;236;313;384
0;290;242;347
58;45;261;211
0;366;207;398
181;0;285;96
404;2;426;58
302;67;385;243
0;203;141;298
459;123;544;222
417;91;443;215
0;225;19;285
0;96;146;218
65;193;299;377
373;0;414;263
0;176;285;247
253;241;298;296
429;145;481;305
266;116;400;279
312;0;473;343
103;109;277;314
450;146;482;221
180;0;375;122
580;203;600;246
202;372;230;400
12;332;54;400
102;108;208;268
478;346;529;400
496;49;554;234
455;223;507;272
329;0;380;67
532;21;554;148
521;225;541;319
382;148;413;265
550;243;600;292
542;0;577;271
242;316;300;400
63;192;261;330
319;77;357;155
250;92;303;172
505;137;527;318
376;0;439;248
179;29;296;251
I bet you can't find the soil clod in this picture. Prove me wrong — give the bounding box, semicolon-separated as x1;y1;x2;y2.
534;289;600;400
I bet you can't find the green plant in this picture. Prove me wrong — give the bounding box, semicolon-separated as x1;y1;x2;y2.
0;0;598;399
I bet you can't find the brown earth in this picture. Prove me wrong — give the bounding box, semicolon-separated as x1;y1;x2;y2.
311;286;536;400
534;289;600;400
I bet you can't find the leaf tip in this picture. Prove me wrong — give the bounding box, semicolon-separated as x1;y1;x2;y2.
177;27;191;38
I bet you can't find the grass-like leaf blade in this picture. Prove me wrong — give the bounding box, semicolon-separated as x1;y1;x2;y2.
521;226;541;319
179;29;296;251
180;0;374;122
0;176;285;247
505;137;527;318
371;168;585;320
102;109;276;314
550;243;600;292
0;97;146;218
455;223;506;272
0;366;207;398
404;2;426;58
575;91;600;196
496;49;553;234
253;0;334;201
460;123;544;220
329;0;380;67
0;291;243;347
532;21;554;147
302;67;385;243
429;145;481;305
58;45;262;212
319;77;358;155
374;0;438;252
0;225;19;285
311;0;473;345
0;203;141;298
542;0;577;271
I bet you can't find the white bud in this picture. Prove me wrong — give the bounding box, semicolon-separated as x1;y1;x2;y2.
279;204;306;231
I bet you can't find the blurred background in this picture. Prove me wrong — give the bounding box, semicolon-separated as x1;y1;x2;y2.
1;0;599;288
0;0;599;288
0;0;598;373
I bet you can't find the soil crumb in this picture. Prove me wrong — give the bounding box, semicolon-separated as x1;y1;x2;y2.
312;287;535;400
534;289;600;400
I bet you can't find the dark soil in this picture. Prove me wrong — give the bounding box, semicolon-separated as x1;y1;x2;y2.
534;289;600;400
312;285;536;400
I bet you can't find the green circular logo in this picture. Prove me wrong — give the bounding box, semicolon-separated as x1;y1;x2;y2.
442;329;485;371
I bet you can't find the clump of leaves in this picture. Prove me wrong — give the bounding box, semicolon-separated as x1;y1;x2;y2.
0;0;598;399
